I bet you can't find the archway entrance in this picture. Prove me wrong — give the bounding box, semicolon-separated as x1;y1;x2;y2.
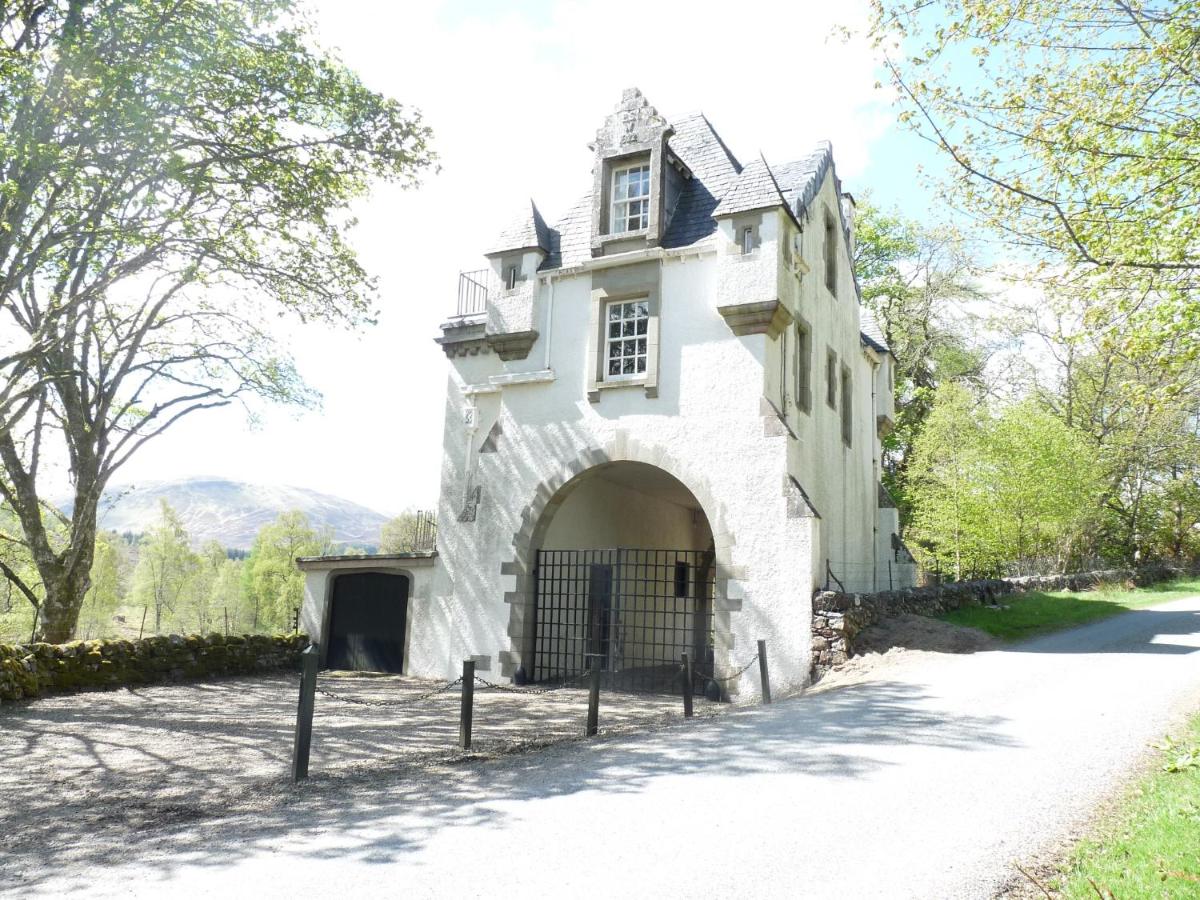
530;462;717;693
325;572;409;673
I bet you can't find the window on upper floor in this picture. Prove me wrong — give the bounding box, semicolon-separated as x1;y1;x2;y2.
795;320;812;413
741;225;754;255
606;298;649;379
611;163;651;233
504;263;519;290
826;348;838;409
841;364;853;447
824;210;838;295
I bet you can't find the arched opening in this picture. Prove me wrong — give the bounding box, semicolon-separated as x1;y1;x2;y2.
530;461;716;692
325;572;409;673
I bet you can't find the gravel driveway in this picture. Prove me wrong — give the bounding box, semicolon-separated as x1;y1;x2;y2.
5;596;1200;898
0;668;714;882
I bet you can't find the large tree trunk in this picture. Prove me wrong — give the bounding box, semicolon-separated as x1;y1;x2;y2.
37;561;93;643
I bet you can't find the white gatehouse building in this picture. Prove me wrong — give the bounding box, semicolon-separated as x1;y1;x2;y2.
299;89;915;696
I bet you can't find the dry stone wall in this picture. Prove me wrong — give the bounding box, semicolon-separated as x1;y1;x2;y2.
810;566;1189;683
0;633;308;703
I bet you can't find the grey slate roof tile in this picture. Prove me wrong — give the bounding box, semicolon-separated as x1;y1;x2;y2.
712;154;792;219
487;200;552;256
533;108;890;356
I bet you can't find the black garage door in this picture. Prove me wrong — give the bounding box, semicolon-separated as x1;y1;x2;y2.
325;572;409;673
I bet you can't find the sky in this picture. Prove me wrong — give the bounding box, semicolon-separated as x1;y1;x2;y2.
111;0;938;516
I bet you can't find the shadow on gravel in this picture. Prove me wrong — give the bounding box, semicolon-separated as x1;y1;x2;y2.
1;679;1017;889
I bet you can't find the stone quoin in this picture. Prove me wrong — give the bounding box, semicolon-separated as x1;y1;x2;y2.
299;88;917;696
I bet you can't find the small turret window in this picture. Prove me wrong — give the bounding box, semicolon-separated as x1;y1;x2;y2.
611;164;651;233
741;226;754;254
505;264;519;290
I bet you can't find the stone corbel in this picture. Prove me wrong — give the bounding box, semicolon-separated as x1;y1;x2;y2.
485;330;539;361
717;299;793;338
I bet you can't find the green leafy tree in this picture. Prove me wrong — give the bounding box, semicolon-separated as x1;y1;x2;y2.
379;509;436;553
867;1;1200;365
853;196;988;521
129;500;197;634
244;510;331;633
908;385;1103;577
209;556;246;634
0;0;435;642
76;529;125;639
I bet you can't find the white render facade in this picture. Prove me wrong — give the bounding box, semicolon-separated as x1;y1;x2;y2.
300;89;915;696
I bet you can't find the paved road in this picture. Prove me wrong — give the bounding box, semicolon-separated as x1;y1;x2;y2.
16;597;1200;899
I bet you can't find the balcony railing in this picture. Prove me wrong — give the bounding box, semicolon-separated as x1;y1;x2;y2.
456;269;490;317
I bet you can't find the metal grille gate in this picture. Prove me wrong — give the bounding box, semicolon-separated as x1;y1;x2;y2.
532;548;716;693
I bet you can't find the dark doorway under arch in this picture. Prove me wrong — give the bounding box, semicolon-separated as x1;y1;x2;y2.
530;461;718;693
326;572;409;673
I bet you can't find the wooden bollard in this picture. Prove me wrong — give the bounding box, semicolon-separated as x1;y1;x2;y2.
460;659;475;750
291;644;319;782
681;652;694;718
586;654;601;736
757;639;771;704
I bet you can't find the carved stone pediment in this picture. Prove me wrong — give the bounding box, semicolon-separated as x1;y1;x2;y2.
591;88;671;157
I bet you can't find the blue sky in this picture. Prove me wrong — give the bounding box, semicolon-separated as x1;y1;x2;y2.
109;0;948;515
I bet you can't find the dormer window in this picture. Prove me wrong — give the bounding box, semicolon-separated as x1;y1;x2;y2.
611;163;651;233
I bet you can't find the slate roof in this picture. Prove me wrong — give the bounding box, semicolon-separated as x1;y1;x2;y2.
771;142;835;222
859;307;890;352
711;154;789;219
533;108;888;354
486;200;552;256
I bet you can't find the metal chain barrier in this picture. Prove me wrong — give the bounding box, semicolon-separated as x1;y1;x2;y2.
313;676;463;708
472;670;591;695
693;652;760;684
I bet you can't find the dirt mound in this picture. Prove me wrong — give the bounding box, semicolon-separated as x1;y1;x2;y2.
812;614;999;692
854;613;999;656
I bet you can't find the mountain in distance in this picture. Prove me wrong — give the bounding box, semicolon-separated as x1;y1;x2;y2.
77;477;392;550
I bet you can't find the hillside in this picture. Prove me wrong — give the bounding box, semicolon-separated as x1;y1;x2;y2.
75;477;391;550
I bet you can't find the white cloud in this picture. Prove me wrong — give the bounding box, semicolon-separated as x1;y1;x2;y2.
122;0;894;514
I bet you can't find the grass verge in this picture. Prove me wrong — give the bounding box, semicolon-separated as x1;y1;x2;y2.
938;578;1200;643
1047;711;1200;899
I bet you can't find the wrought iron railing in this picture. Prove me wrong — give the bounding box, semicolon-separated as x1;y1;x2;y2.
456;269;490;317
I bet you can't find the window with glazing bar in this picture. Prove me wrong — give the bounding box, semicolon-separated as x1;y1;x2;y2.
606;299;649;378
611;163;651;233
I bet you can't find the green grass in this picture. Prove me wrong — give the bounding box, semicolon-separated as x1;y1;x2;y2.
1050;712;1200;899
938;578;1200;643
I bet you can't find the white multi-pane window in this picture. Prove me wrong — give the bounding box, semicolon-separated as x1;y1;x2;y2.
611;163;651;233
606;299;649;378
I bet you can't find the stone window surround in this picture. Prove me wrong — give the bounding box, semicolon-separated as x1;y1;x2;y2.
587;271;661;402
826;347;838;409
590;146;665;255
794;315;813;413
729;212;762;256
823;208;838;295
840;362;853;447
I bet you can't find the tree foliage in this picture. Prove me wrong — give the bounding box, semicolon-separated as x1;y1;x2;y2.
243;509;331;633
868;1;1200;363
908;384;1103;577
853;195;988;521
0;0;434;640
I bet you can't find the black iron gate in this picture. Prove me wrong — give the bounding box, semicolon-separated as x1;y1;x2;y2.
532;548;716;693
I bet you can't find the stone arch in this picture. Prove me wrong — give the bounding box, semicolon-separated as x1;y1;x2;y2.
498;435;743;680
